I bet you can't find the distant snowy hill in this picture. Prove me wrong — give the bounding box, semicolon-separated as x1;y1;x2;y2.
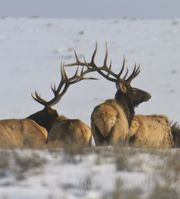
0;17;179;125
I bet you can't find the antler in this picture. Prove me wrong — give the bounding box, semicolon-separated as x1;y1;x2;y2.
65;42;140;84
125;64;140;84
32;63;96;107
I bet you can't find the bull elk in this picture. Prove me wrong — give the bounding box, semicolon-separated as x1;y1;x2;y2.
28;64;94;147
65;43;151;145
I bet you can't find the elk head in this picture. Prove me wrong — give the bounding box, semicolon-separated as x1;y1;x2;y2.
114;63;151;108
27;64;96;132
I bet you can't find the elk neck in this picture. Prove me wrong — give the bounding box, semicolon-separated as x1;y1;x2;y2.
27;106;59;132
115;90;135;127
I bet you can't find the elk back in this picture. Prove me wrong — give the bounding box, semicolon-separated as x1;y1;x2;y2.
47;116;92;147
0;119;48;148
129;114;174;148
91;99;129;145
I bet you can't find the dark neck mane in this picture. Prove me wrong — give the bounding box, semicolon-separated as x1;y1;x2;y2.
115;91;135;126
27;107;58;132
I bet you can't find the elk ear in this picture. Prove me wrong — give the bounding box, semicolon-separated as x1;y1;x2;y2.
116;82;127;93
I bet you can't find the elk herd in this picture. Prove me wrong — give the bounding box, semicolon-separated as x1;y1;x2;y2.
0;43;179;149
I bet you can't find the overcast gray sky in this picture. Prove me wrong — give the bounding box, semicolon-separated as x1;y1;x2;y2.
0;0;179;19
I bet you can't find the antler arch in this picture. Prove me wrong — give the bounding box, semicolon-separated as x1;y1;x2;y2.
64;42;141;84
32;63;96;107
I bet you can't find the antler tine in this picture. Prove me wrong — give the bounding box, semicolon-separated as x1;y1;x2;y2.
51;83;57;95
91;42;98;65
123;68;129;80
44;64;77;106
106;60;112;78
64;50;86;67
118;57;126;77
65;43;136;83
89;44;131;83
109;60;112;71
61;62;68;82
60;63;80;84
71;65;80;79
31;61;97;108
62;62;98;85
103;42;108;68
74;50;82;65
62;62;81;83
89;43;119;82
80;65;85;76
31;90;48;106
126;64;140;83
59;62;65;83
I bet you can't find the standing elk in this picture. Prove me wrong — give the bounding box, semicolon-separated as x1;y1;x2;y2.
65;43;151;145
27;64;95;147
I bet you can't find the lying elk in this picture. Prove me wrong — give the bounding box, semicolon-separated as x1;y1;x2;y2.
129;114;180;148
65;43;151;145
129;114;174;148
0;119;47;148
27;64;94;147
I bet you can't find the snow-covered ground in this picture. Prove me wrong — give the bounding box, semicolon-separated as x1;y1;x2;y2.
0;147;179;199
0;17;180;198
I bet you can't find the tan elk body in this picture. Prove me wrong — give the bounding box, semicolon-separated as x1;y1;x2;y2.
48;116;92;147
129;114;174;148
91;99;129;145
0;119;47;148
